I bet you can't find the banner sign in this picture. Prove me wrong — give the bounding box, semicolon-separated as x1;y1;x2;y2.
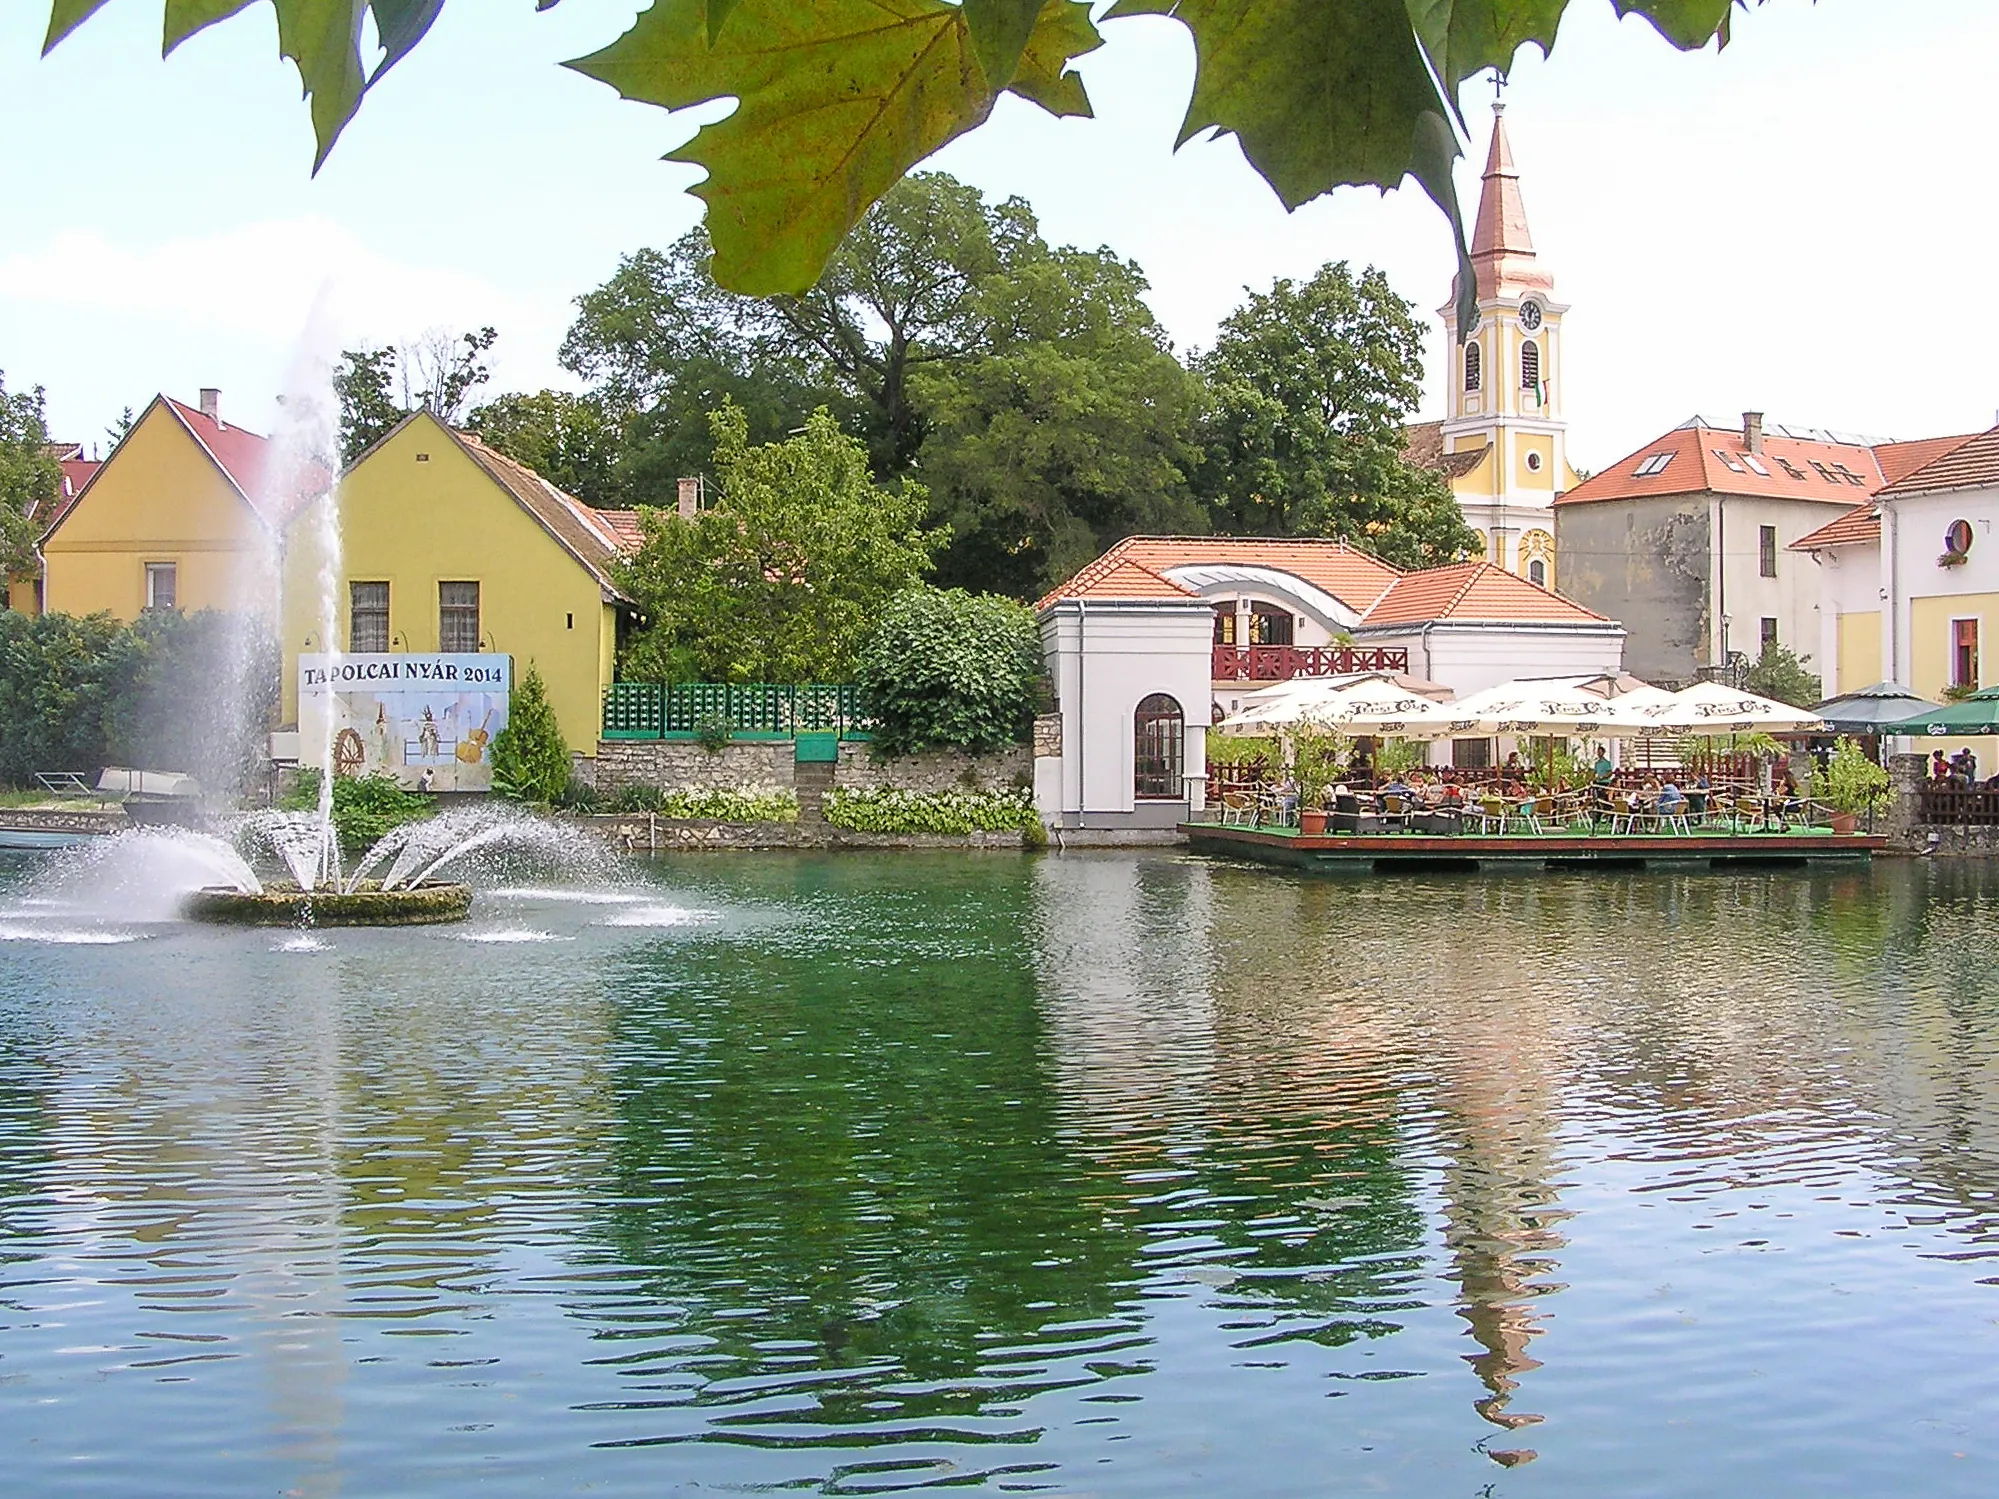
299;654;510;793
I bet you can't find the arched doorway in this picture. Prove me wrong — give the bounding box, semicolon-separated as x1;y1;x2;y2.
1134;694;1184;799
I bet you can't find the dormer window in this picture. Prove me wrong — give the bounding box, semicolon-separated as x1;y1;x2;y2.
1464;341;1481;393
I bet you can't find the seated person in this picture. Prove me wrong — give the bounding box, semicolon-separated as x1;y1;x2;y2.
1503;751;1526;778
1687;772;1711;818
1656;779;1687;817
1439;778;1466;806
1378;773;1416;801
1931;749;1951;783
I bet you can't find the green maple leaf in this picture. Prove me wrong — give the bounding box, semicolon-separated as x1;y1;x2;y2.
570;0;1101;297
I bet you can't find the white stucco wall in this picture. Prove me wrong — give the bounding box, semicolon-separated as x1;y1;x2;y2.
1708;494;1855;667
1806;540;1882;693
1356;622;1626;698
1882;491;1999;687
1041;600;1213;827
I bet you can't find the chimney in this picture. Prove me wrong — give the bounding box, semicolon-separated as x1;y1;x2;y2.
676;476;700;519
199;387;221;425
1743;410;1764;454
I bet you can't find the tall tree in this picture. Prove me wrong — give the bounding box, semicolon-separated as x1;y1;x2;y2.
914;245;1205;596
1194;262;1478;568
465;390;630;509
0;373;60;581
333;326;499;464
617;405;942;684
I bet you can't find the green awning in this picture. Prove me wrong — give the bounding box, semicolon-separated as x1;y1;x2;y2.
1880;687;1999;736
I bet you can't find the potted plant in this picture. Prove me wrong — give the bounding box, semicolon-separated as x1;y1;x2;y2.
1819;737;1891;833
1290;720;1353;836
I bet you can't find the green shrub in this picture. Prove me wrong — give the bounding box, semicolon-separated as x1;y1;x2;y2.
490;665;570;803
1208;735;1279;769
692;711;732;755
610;784;799;822
282;767;432;848
854;587;1043;757
1819;737;1891;815
823;786;1038;835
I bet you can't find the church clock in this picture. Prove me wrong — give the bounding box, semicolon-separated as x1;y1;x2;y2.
1518;298;1544;332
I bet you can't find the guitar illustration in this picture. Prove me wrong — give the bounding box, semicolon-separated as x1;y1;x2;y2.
456;709;495;764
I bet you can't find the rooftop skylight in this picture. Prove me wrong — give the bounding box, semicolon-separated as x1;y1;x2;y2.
1634;452;1675;477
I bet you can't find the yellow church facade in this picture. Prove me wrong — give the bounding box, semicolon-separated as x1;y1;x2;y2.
1411;104;1584;590
277;410;634;759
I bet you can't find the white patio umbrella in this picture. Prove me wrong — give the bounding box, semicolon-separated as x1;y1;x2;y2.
1431;674;1671;738
1628;681;1826;735
1218;674;1454;733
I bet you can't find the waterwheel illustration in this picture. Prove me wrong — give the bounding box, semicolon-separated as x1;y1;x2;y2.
332;727;366;779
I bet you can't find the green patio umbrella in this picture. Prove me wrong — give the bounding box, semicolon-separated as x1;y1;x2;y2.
1880;687;1999;736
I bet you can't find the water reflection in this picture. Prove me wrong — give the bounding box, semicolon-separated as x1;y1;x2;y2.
3;855;1999;1495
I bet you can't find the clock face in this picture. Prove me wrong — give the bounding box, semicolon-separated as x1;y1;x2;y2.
1518;299;1544;332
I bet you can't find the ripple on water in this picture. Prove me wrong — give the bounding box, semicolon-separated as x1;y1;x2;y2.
0;919;145;944
456;927;573;944
596;903;721;929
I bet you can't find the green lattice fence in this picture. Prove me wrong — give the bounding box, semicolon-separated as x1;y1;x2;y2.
602;682;868;742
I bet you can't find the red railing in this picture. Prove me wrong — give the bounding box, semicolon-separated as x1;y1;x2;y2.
1919;787;1999;825
1212;644;1410;682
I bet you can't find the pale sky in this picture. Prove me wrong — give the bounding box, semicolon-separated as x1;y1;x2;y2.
2;0;1994;472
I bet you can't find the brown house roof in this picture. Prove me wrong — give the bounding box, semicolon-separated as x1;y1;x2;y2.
1039;535;1403;613
1792;504;1881;551
1403;420;1490;482
449;429;636;602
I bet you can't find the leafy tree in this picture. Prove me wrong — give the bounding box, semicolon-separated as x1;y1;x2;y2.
912;242;1206;595
1744;642;1821;708
466;390;630;508
0;609;120;783
489;665;572;803
855;587;1044;755
617;405;941;683
0;373;60;581
1195;261;1479;567
42;1;1756;326
333;326;499;463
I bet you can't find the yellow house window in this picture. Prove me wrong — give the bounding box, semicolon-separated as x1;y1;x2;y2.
144;563;177;612
1954;618;1980;689
350;582;389;653
439;581;481;652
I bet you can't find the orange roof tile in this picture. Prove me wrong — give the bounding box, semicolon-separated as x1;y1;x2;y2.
1359;561;1609;628
1792;503;1879;551
587;506;645;553
1878;425;1999;497
1040;536;1404;612
1561;421;1985;510
1037;552;1199;609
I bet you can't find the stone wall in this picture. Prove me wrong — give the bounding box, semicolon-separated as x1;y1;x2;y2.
591;740;795;797
1881;751;1999;855
831;742;1032;795
574;813;1026;852
590;738;1031;799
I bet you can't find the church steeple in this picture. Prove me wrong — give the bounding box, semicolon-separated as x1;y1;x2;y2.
1433;103;1578;589
1467;104;1554;304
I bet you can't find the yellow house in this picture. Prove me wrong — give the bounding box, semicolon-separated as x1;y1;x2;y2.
39;391;290;620
279;410;636;759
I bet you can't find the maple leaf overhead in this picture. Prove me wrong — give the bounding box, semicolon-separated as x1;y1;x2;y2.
38;0;1760;303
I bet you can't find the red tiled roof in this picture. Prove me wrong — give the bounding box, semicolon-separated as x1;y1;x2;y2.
1037;551;1199;608
1878;425;1999;497
1876;433;1978;486
1359;561;1609;628
160;397;295;522
589;506;645;552
1039;535;1405;614
1557;421;1987;511
26;455;100;527
1792;503;1880;551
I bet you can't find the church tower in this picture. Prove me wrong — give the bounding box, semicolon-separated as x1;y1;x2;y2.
1437;103;1580;588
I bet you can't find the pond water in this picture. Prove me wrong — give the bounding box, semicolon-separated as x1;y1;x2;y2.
3;850;1998;1496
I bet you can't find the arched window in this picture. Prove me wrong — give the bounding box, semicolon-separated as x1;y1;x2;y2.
1463;341;1481;393
1520;339;1541;392
1528;559;1547;587
1134;694;1185;800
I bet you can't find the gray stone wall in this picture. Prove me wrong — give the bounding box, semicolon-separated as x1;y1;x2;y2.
832;742;1032;795
1881;751;1999;854
572;813;1026;852
591;740;795;796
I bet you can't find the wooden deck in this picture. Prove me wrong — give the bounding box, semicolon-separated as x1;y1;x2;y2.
1181;821;1886;872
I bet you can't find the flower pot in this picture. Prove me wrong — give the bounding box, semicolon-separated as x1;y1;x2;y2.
1299;809;1328;835
1829;810;1859;835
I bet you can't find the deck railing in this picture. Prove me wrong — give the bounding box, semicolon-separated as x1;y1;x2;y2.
1211;644;1409;682
1918;787;1999;825
603;682;868;741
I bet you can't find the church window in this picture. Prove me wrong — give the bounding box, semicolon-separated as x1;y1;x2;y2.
1520;340;1540;390
1464;341;1481;392
1528;559;1547;587
1742;455;1771;476
1633;452;1675;478
1525;451;1544;472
